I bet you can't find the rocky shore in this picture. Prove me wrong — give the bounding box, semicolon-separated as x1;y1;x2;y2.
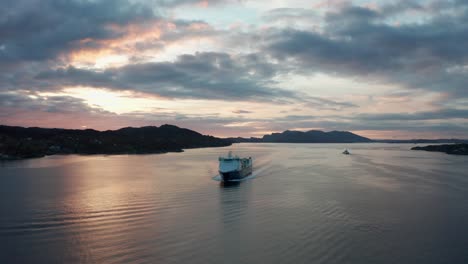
411;144;468;155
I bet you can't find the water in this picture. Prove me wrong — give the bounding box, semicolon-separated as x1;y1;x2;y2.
1;143;468;264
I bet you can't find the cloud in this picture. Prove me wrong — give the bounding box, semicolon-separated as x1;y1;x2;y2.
33;51;362;108
35;52;298;102
0;0;157;65
306;96;357;110
356;108;468;121
0;0;226;70
265;1;468;98
151;0;239;7
232;109;252;114
378;0;425;16
261;8;320;29
0;92;110;114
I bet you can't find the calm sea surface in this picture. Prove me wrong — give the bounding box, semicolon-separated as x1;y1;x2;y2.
1;143;468;264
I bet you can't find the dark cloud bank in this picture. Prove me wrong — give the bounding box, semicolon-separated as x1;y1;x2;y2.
35;52;294;101
0;0;155;64
265;1;468;98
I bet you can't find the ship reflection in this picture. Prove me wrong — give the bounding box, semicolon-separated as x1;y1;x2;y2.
219;181;241;188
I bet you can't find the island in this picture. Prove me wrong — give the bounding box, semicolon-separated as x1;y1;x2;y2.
227;129;372;143
0;125;231;160
227;131;467;144
411;144;468;155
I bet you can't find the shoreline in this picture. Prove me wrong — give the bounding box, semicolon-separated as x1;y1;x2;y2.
0;144;234;161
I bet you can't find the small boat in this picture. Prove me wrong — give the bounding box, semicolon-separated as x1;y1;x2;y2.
342;149;350;155
218;151;252;182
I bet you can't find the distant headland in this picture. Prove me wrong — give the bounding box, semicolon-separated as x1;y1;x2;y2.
228;131;467;145
227;130;372;143
2;124;468;160
0;125;230;160
411;144;468;155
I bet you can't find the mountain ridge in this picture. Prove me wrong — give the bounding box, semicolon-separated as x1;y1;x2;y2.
227;129;372;143
227;130;468;144
3;124;467;160
0;124;230;160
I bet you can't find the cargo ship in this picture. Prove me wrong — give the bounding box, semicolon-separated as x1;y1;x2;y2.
218;151;252;182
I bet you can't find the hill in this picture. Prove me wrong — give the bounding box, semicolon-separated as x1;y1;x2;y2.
227;130;371;143
0;124;230;160
262;130;372;143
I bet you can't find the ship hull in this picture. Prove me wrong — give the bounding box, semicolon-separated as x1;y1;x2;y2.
219;166;252;182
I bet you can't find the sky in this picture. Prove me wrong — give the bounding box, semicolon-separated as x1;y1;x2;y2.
1;0;467;139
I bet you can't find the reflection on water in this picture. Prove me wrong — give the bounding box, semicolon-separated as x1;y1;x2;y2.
1;143;468;263
220;181;241;188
